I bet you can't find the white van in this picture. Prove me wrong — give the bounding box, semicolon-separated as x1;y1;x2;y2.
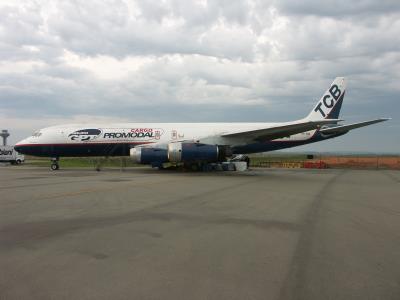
0;146;25;164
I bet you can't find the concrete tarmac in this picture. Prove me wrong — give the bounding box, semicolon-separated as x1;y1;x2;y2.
1;165;400;300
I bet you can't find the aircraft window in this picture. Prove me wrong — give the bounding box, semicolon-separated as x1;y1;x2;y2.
32;131;42;137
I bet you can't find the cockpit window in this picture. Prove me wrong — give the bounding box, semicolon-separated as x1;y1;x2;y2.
32;131;42;137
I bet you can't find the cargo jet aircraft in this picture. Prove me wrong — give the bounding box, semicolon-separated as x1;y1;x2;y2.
15;77;389;170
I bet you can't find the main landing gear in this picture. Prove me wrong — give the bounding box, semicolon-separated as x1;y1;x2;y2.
50;158;59;171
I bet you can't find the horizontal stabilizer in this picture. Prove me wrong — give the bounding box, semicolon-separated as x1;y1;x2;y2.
222;119;342;141
319;118;390;135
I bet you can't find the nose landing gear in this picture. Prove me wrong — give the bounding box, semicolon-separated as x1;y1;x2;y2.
50;158;59;170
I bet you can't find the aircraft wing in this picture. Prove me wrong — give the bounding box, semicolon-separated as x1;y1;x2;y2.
319;118;390;135
221;119;341;141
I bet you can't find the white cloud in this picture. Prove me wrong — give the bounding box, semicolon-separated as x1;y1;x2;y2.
0;0;399;150
62;50;154;80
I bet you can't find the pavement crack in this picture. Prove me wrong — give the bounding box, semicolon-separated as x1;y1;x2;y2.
278;170;346;300
0;177;278;250
382;171;400;183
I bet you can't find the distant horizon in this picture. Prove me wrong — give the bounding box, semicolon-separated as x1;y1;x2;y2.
256;150;400;156
1;1;399;152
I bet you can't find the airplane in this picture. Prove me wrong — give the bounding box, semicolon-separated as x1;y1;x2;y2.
15;77;389;170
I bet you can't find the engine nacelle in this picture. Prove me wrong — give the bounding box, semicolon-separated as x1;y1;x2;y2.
168;142;231;163
130;147;168;164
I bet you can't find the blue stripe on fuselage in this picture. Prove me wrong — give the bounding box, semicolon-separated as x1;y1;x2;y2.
231;131;346;154
15;143;133;157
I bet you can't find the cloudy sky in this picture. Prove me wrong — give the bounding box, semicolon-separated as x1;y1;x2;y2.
0;0;399;152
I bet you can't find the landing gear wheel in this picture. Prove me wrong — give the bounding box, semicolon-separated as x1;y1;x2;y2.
50;157;60;171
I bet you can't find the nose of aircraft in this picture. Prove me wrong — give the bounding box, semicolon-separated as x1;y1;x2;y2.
14;139;29;154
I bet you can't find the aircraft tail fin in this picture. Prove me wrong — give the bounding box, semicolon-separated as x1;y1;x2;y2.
306;77;346;121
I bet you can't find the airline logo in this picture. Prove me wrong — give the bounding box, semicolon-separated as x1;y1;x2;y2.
103;128;164;140
314;84;343;118
69;128;164;142
69;129;102;141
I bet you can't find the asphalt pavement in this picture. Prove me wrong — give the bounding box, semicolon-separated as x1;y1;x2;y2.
1;165;400;299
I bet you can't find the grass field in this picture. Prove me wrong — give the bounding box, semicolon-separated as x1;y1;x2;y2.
21;153;400;170
24;154;310;168
25;157;140;168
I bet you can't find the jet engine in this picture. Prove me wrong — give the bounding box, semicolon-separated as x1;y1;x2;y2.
130;147;168;164
167;142;232;163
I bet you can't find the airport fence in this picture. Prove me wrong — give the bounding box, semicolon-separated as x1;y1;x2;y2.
250;155;400;170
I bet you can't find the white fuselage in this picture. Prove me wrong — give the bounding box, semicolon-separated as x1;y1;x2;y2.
17;122;316;149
